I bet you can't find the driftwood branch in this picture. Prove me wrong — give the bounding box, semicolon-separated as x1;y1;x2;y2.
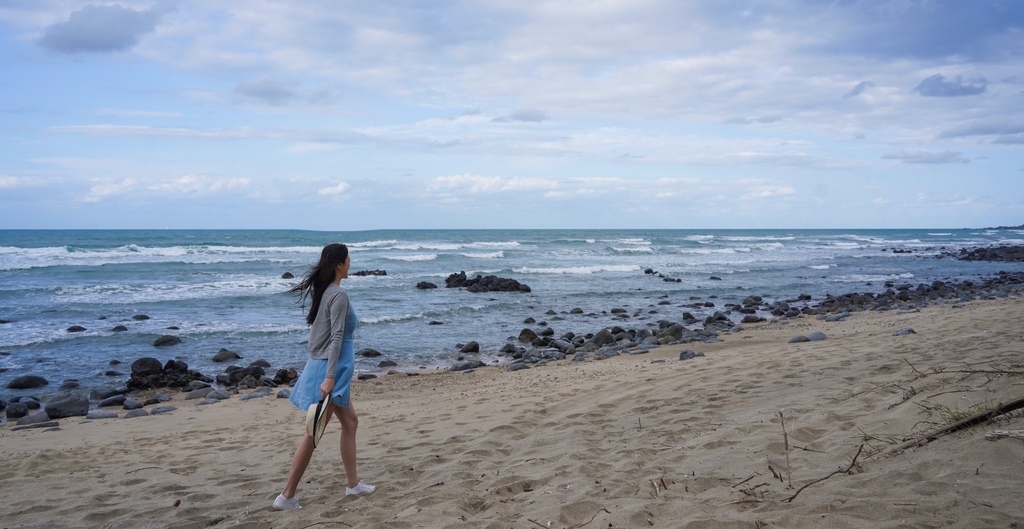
577;508;611;528
778;412;792;488
890;395;1024;452
783;444;864;503
986;429;1024;441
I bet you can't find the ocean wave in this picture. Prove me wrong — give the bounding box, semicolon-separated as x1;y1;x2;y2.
611;246;654;254
807;264;834;270
52;276;293;304
833;272;915;283
360;304;489;325
680;248;737;255
721;236;795;242
513;265;640;274
606;238;651;245
384;254;438;262
0;244;322;270
349;240;400;249
461;251;504;259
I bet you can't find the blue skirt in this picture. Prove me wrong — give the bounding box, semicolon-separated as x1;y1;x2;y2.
289;357;352;411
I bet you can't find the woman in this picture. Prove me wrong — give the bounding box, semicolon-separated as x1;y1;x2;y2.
274;243;375;511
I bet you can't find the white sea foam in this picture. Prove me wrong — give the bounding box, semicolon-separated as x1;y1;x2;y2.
0;244;322;270
721;236;795;242
808;264;833;270
385;254;438;262
834;272;916;283
513;265;640;274
461;251;504;259
612;246;654;254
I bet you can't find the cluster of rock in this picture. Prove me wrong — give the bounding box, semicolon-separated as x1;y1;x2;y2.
125;357;212;390
444;266;1024;373
941;245;1024;262
644;268;682;283
3;344;302;427
2;381;180;427
444;311;723;373
443;272;532;293
352;269;388;276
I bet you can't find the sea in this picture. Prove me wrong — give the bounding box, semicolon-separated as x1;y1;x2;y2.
2;228;1023;402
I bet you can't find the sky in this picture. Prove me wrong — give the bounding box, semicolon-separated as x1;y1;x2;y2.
1;1;1023;230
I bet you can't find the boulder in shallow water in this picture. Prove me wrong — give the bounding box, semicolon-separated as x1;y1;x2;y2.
131;357;163;377
212;348;242;362
7;375;48;389
154;335;181;347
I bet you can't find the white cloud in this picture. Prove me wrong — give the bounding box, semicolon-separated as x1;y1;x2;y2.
882;150;971;164
430;174;559;194
0;175;20;188
147;175;251;194
318;182;350;196
84;178;140;202
738;180;797;200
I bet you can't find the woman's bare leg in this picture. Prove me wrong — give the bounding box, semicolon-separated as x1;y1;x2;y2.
335;402;360;488
282;433;316;498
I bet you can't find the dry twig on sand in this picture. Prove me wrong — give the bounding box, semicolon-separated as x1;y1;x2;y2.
783;444;864;503
778;411;792;488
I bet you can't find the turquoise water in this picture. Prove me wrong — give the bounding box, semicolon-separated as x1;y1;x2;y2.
2;228;1023;400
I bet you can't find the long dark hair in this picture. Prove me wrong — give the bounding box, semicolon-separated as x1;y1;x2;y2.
290;243;349;325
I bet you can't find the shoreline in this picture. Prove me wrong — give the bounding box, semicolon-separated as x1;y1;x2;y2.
2;296;1023;527
5;264;1024;415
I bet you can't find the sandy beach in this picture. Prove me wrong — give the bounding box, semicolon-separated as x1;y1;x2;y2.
2;298;1022;529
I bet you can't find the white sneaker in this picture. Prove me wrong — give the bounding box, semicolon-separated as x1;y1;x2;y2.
345;481;375;496
273;493;301;510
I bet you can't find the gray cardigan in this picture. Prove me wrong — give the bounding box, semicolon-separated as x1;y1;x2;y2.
306;283;350;377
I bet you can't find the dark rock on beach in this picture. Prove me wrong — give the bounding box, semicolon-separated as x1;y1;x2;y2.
941;245;1024;262
6;402;30;420
67;325;87;333
445;271;531;293
44;392;90;419
678;349;705;361
416;281;438;289
133;314;150;321
131;357;164;377
212;348;242;362
126;356;213;391
153;335;181;347
16;411;52;426
7;375;49;390
352;269;388;276
451;359;486;372
90;385;129;401
217;365;266;388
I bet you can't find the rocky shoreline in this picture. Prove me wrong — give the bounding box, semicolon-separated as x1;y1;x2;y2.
4;245;1024;428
